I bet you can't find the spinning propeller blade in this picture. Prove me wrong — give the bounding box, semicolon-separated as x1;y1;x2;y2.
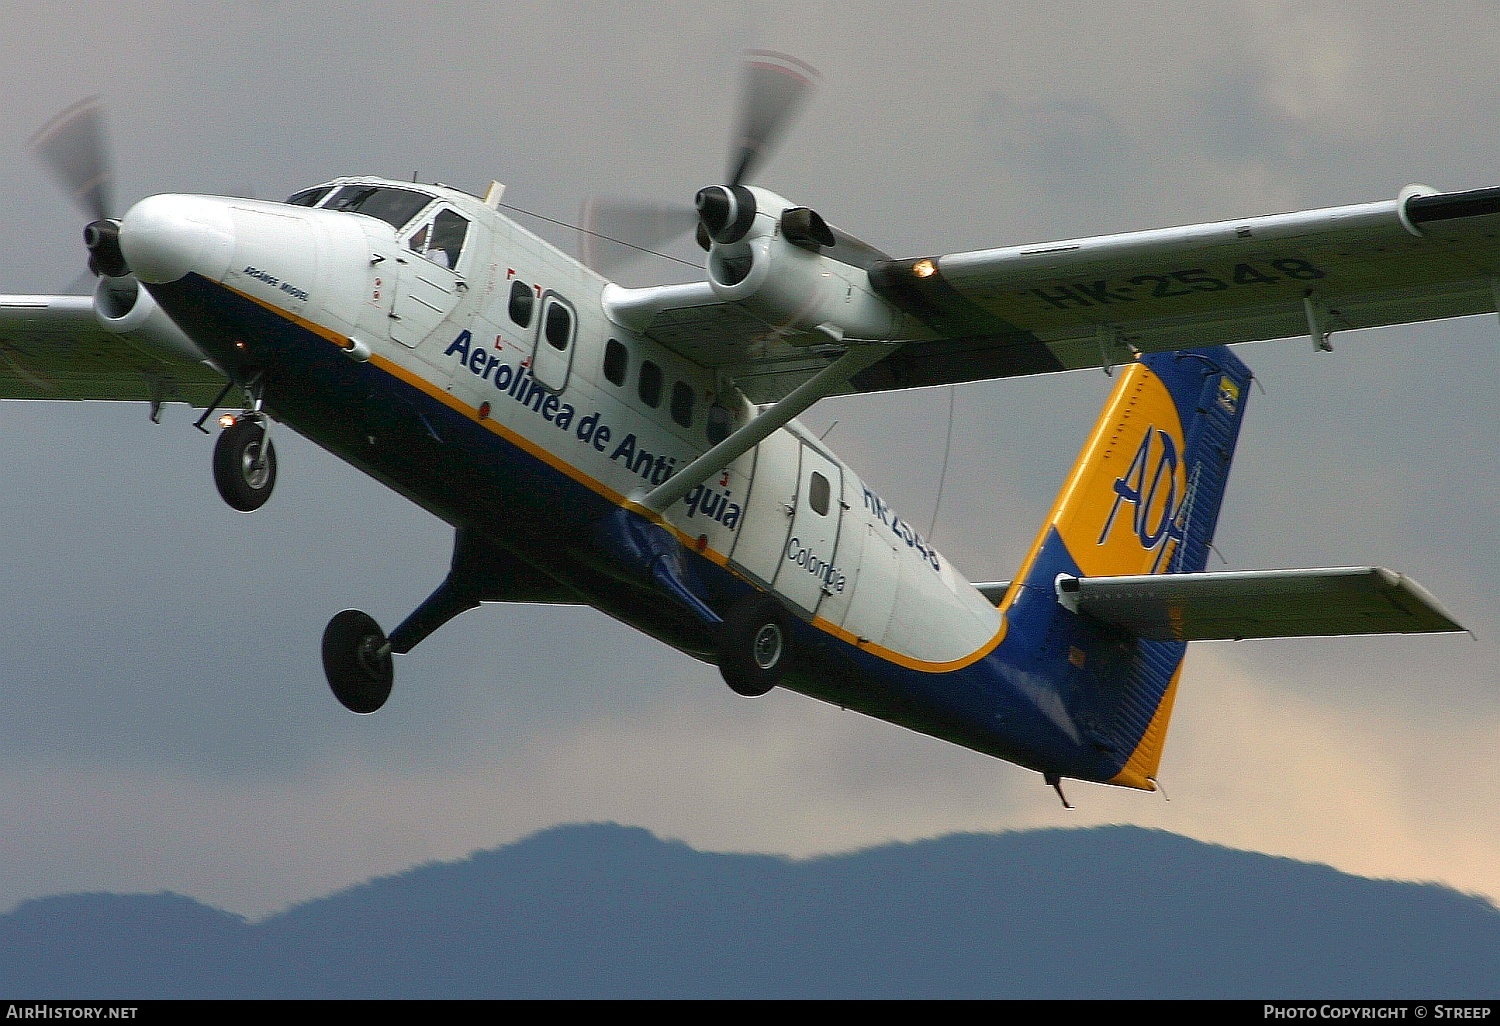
29;96;115;224
577;197;702;278
577;51;821;275
727;50;820;189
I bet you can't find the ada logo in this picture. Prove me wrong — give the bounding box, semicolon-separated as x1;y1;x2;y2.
1097;425;1185;572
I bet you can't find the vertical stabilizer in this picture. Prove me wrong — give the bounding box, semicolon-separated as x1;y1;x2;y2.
1001;346;1253;787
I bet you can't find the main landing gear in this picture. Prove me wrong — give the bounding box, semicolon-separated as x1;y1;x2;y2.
718;596;792;697
322;609;395;714
319;530;500;713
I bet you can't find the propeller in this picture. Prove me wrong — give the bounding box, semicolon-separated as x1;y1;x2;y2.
726;50;820;190
29;96;129;278
576;197;702;279
577;51;821;277
29;96;114;224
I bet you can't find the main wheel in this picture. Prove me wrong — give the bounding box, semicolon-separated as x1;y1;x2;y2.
718;597;791;698
322;609;394;714
213;417;277;512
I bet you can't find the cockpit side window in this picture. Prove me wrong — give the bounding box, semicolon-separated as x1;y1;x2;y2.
406;208;469;269
285;186;332;207
324;185;433;230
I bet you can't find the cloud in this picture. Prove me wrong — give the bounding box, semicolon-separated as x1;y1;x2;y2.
0;0;1496;931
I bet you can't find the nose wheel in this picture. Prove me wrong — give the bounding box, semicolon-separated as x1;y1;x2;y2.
213;416;277;512
322;609;394;713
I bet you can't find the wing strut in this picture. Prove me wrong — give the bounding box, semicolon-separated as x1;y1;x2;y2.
638;342;899;514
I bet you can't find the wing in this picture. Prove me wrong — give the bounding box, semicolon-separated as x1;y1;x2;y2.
611;184;1500;402
857;184;1500;391
0;293;227;406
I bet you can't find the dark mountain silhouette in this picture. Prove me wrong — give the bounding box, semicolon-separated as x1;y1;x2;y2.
2;823;1497;998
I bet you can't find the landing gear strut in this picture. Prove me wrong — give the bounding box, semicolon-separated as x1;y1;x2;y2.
719;596;792;697
322;609;394;714
212;415;277;511
319;529;499;713
212;374;277;512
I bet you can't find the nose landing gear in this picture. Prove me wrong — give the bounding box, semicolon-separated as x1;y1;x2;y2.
210;374;277;512
212;415;277;511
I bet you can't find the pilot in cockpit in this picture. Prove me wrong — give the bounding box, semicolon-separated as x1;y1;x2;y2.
408;208;468;269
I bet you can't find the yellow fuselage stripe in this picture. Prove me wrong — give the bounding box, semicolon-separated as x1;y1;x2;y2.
228;284;1006;674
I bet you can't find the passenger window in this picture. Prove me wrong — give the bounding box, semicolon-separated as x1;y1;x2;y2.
509;280;534;327
705;403;732;445
544;301;572;351
604;339;628;386
809;472;831;516
671;381;694;428
638;360;662;408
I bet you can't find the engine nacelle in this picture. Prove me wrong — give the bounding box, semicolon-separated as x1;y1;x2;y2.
704;187;905;342
93;274;211;365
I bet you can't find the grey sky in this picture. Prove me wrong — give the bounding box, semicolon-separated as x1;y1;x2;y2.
0;1;1496;918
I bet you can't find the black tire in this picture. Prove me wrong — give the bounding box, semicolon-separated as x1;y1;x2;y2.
213;418;277;512
322;609;394;714
719;597;791;698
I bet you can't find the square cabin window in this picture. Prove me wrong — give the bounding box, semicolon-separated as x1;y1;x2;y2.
671;381;694;428
508;280;534;327
809;471;831;516
638;360;662;408
603;339;628;386
544;301;572;351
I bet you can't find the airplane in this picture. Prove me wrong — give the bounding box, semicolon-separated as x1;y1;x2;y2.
1;54;1479;805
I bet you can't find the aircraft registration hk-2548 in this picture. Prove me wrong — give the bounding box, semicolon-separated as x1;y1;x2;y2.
2;55;1480;804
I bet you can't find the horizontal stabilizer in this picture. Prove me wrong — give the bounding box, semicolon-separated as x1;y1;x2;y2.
1055;567;1465;641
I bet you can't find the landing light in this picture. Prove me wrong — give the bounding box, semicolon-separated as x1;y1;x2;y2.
218;414;237;429
913;259;936;278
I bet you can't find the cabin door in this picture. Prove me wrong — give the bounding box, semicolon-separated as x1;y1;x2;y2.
770;443;844;618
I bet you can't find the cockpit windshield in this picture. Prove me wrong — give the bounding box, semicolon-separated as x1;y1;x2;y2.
283;184;435;231
285;186;332;208
323;186;434;229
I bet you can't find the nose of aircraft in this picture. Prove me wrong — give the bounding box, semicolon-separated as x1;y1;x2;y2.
118;194;236;285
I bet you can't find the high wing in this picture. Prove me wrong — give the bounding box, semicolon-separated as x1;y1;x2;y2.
614;184;1500;402
857;184;1500;391
0;293;227;407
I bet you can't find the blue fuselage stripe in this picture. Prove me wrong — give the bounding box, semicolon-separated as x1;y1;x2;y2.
151;273;1121;781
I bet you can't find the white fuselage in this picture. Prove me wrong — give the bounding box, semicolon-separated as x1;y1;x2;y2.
118;180;1004;672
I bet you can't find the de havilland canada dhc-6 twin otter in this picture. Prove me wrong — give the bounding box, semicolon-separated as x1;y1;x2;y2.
2;54;1484;804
